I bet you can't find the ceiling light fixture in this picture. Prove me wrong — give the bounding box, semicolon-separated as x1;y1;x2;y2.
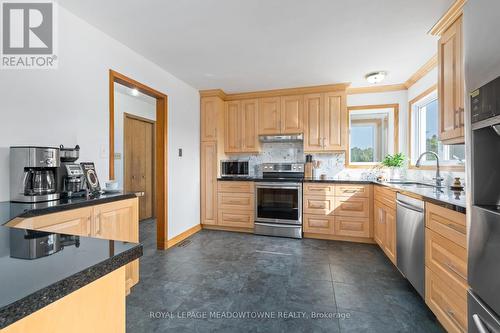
365;71;387;84
131;88;139;96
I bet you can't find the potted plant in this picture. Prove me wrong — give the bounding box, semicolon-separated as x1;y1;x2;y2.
381;153;406;180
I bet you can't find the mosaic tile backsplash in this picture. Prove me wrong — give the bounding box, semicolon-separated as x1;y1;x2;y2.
227;141;465;186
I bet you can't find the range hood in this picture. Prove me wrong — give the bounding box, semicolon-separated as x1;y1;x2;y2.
259;134;303;142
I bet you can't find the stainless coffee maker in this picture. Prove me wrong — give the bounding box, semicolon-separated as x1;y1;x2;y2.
10;146;60;202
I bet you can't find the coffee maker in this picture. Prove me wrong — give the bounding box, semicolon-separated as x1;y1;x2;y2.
10;146;60;203
57;145;86;198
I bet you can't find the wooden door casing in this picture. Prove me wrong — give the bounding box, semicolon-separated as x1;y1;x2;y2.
124;114;154;220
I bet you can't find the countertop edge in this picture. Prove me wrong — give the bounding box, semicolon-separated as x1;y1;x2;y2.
0;242;143;329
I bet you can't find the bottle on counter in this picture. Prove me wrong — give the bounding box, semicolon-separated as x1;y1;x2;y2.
305;155;313;178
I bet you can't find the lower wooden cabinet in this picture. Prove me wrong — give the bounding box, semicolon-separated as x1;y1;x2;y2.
218;210;254;229
335;216;370;238
373;199;396;265
303;214;335;235
216;181;254;230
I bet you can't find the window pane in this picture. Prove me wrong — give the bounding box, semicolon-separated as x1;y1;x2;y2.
351;126;374;162
424;99;439;161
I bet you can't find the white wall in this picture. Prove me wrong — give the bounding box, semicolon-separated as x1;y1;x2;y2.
113;85;156;190
0;5;200;239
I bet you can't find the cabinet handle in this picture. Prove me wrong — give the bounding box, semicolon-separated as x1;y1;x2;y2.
445;261;467;280
87;217;92;236
342;189;357;193
446;223;465;235
459;107;464;127
94;215;101;235
445;308;465;332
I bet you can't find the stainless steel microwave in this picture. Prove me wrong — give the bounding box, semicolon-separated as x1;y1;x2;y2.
220;161;249;177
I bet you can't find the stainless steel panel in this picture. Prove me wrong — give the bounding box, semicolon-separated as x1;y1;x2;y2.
472;126;500;206
469;290;500;333
254;222;302;239
396;193;425;298
469;206;500;315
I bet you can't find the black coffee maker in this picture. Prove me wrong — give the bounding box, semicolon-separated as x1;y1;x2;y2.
57;145;86;198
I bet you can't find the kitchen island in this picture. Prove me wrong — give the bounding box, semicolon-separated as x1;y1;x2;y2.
0;193;142;332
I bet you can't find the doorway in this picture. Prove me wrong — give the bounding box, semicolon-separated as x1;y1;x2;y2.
124;113;155;221
109;70;168;250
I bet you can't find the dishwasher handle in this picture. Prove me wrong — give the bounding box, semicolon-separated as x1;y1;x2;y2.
396;199;424;213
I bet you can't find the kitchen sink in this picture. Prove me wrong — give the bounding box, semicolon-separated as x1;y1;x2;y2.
384;180;442;189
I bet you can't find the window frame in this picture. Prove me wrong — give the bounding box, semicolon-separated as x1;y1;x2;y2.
346;104;399;168
408;85;465;170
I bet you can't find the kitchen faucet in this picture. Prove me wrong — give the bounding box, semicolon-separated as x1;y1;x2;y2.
415;151;445;188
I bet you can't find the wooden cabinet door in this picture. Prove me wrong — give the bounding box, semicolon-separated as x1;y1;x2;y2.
93;198;139;243
200;96;222;142
304;93;324;152
241;99;260;152
303;214;335;235
373;201;386;248
335;216;370;238
323;92;346;151
225;101;242;153
281;95;303;134
384;206;397;264
258;97;281;135
438;16;464;144
201;142;217;225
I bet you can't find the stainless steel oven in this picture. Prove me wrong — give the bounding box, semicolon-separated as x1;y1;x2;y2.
254;163;303;239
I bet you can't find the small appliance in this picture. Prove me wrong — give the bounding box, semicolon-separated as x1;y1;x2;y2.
10;146;60;203
254;163;304;239
10;229;81;260
57;145;86;198
220;160;249;178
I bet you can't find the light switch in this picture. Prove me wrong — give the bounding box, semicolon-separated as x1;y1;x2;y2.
178;148;183;157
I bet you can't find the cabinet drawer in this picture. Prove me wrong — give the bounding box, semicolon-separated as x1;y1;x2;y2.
303;214;334;235
303;196;335;215
426;228;467;290
303;183;335;196
426;202;466;248
374;185;397;210
335;216;370;238
218;181;254;193
425;267;467;333
334;197;369;218
335;184;370;198
218;210;254;229
218;192;254;211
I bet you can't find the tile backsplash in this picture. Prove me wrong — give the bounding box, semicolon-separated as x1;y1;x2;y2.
227;141;465;186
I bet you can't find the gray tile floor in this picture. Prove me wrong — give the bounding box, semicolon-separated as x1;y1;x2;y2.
127;219;444;332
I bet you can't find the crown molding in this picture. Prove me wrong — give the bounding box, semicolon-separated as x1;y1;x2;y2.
429;0;466;36
199;89;227;100
346;83;407;95
404;54;438;89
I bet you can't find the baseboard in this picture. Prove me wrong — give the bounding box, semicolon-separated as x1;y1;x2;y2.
202;224;254;234
304;233;375;244
166;224;202;249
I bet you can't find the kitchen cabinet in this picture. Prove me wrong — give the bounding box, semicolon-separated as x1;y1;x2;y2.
304;92;347;152
280;95;304;134
258;97;281;134
302;183;372;241
373;191;397;265
201;96;224;142
225;100;259;153
438;16;464;144
216;181;254;230
425;202;467;333
201;142;218;225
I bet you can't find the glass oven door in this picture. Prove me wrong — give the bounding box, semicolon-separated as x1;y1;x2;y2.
255;183;302;225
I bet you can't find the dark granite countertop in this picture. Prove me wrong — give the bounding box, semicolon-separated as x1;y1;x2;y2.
0;192;142;329
218;176;466;211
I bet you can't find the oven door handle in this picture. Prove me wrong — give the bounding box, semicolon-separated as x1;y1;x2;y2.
255;222;301;228
256;183;302;189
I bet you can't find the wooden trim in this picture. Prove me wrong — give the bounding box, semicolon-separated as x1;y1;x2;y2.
199;89;227;100
407;84;465;171
303;232;375;244
201;224;254;234
166;224;202;248
404;55;438;88
346;84;407;95
109;69;169;250
346;104;399;168
429;0;466;36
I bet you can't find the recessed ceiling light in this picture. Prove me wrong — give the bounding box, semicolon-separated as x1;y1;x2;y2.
365;71;387;84
131;88;139;96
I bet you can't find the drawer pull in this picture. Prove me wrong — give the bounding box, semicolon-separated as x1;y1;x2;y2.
446;308;465;333
446;223;465;234
342;189;358;193
309;188;325;191
227;200;245;204
445;261;467;280
227;217;247;222
309;204;325;209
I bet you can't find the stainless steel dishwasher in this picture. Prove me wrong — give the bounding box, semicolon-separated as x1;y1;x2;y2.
396;193;425;298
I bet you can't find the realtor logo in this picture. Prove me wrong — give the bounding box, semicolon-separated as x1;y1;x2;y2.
1;0;57;69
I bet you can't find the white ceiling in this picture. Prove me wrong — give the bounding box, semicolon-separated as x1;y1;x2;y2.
59;0;454;93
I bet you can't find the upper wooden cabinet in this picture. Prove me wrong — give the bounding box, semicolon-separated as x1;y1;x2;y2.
304;91;347;152
438;16;464;144
225;99;259;153
258;97;281;134
201;96;224;142
281;95;304;134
